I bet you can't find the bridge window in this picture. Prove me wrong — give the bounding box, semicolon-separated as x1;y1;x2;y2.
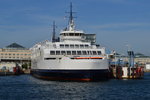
75;33;79;36
64;33;67;36
69;33;74;36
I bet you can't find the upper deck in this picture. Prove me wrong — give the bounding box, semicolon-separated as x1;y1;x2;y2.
32;41;102;50
31;3;106;59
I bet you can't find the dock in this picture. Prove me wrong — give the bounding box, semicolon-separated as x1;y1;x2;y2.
109;65;144;79
109;50;145;79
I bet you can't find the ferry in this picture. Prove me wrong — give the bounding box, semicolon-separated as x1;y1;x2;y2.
31;3;109;81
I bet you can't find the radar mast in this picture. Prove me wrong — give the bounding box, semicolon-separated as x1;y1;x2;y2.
52;21;56;42
68;2;75;31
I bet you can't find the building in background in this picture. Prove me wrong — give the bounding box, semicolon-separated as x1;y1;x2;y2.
0;43;31;70
113;52;150;64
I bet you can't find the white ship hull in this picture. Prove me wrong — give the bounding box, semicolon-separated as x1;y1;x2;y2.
32;57;108;70
31;57;109;81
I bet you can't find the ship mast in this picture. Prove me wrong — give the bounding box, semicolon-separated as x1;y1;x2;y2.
68;2;75;31
52;21;56;42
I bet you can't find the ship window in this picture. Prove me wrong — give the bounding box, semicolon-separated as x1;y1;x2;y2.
75;33;79;36
50;51;55;55
67;51;71;55
56;51;60;55
70;45;74;48
60;44;64;48
87;51;89;55
93;51;97;55
96;44;100;48
61;51;66;55
65;44;69;48
77;51;82;55
75;44;79;48
85;45;88;48
97;51;101;55
72;51;76;55
87;51;91;55
80;45;84;48
44;58;56;60
69;33;74;36
82;51;87;55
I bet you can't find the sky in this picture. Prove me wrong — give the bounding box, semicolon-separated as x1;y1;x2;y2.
0;0;150;55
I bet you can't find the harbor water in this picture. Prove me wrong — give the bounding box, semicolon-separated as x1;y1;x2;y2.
0;73;150;100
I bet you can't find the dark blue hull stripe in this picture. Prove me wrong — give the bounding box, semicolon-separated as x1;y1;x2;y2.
31;69;110;81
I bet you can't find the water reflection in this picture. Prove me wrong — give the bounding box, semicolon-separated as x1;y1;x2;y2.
0;73;150;100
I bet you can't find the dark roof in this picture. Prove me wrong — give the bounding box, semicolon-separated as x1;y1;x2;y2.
5;43;25;49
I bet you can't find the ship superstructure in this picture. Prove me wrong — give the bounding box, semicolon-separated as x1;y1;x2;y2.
31;3;109;81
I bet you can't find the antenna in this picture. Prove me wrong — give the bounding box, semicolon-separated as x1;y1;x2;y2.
69;2;73;25
66;2;76;31
52;21;56;42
